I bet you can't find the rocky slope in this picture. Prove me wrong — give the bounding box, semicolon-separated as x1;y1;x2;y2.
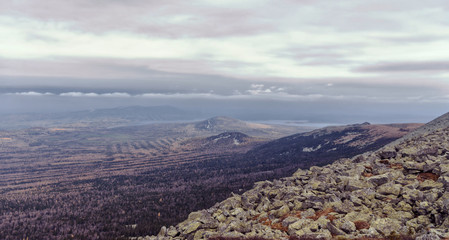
141;113;449;240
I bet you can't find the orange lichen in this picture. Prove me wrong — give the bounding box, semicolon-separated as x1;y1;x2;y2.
417;172;439;182
354;220;370;230
270;222;288;232
379;159;390;164
389;163;403;169
326;214;337;222
307;207;334;221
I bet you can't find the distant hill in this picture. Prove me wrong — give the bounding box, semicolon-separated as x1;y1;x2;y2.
0;105;200;129
184;116;314;139
180;132;264;154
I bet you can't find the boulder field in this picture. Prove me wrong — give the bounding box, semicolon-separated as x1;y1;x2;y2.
140;113;449;240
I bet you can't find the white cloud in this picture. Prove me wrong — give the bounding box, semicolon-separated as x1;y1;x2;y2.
8;91;54;96
3;89;449;105
59;92;131;97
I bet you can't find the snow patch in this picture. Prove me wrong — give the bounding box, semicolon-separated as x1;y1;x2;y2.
302;144;322;152
213;134;231;142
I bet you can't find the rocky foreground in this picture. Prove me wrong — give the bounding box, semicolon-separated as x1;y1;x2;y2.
140;113;449;240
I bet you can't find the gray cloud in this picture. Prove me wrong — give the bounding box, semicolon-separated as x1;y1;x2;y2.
0;0;277;38
2;0;447;38
1;0;449;122
354;61;449;72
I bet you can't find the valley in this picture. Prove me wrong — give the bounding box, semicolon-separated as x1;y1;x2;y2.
0;116;421;240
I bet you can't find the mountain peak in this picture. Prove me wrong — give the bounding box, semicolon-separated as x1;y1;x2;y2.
194;116;244;131
206;132;251;145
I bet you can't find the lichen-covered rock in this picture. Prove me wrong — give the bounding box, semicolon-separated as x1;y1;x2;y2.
371;218;405;236
183;221;201;235
367;173;390;186
377;182;402;196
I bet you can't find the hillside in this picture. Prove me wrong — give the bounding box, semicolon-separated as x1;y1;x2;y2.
148;114;449;239
0;120;420;240
186;116;314;139
228;123;422;181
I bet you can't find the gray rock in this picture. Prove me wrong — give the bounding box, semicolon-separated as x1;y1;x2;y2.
288;218;313;233
183;222;201;235
327;222;346;235
158;226;167;237
282;216;300;227
377;182;402;196
379;150;397;159
167;226;179;237
367;173;390;186
416;232;440;240
371;218;404;236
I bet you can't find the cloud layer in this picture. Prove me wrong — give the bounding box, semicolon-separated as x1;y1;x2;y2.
0;0;448;121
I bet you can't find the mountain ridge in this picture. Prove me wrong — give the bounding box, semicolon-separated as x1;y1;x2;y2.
145;112;449;240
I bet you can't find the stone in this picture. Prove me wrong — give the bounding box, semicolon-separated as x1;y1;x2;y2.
437;193;449;211
229;207;244;216
183;222;201;235
367;173;390;186
288;218;312;232
167;226;179;237
406;215;431;232
221;231;244;238
340;220;356;233
377;182;402;196
388;211;414;223
396;201;413;212
400;147;419;157
379;150;397;159
300;230;332;239
334;202;354;215
274;205;290;217
403;161;425;171
440;164;449;174
333;219;356;233
419;180;444;191
346;178;374;191
344;211;373;223
282;216;300;227
188;211;205;221
301;208;315;218
193;229;205;240
327;222;346;235
371;218;404;236
416;232;440;240
158;226;167;237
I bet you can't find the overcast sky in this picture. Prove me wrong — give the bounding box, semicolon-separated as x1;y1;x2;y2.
1;0;448;122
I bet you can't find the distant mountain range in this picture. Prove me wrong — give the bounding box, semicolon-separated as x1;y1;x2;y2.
0;105;201;129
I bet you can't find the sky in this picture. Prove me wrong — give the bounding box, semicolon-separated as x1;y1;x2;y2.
1;0;449;123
